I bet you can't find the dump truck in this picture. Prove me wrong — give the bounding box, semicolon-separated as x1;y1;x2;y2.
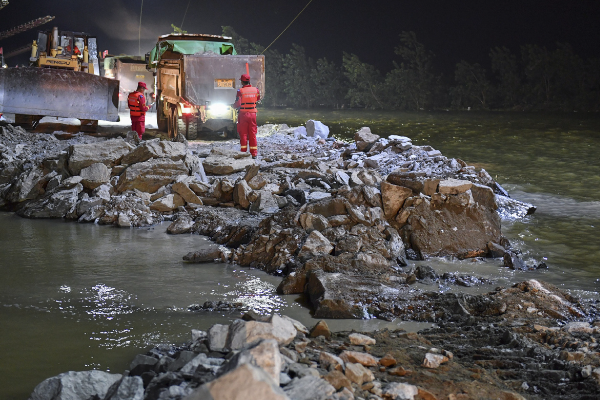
103;55;154;112
147;33;265;139
0;27;119;131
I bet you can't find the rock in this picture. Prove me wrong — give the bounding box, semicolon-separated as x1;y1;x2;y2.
298;230;333;260
348;333;376;346
80;163;111;190
309;320;331;339
149;193;185;212
189;180;211;196
167;214;195;234
403;196;501;259
284;375;336;400
470;183;497;210
306;120;330;139
339;351;378;367
180;353;224;377
129;354;158;376
116;158;189;194
438;178;473;195
208;324;229;352
487;242;507;258
29;370;122;400
382;382;419;400
423;179;440;196
104;376;144;400
495;194;537;219
6;166;45;202
319;351;345;371
503;251;528;270
172;177;203;205
124;130;141;146
354;127;380;152
117;213;132;227
562;322;594;334
18;185;83;218
248;174;267;190
381;181;413;220
203;147;256;175
299;213;330;232
336;171;350;186
220;339;283;385
233;180;253;209
226;315;297;350
386;174;423;194
68;138;132;175
422;353;449;368
344;362;374;386
183;247;222;263
280;315;309;335
185;363;288;400
121;139;186;165
323;370;352;391
379;354;397;367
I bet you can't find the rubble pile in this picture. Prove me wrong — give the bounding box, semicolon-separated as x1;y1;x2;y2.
30;292;600;399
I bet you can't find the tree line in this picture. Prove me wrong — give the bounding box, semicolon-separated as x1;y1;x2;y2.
223;26;600;111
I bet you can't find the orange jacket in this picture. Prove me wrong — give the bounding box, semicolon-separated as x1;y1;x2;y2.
234;85;260;113
128;91;148;117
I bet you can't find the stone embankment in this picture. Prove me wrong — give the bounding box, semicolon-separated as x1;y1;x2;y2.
30;287;600;400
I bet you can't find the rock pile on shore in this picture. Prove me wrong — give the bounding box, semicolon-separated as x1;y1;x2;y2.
30;288;600;400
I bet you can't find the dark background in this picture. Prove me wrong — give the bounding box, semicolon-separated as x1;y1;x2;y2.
1;0;600;73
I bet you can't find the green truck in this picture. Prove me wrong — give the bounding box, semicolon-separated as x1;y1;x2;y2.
147;33;265;139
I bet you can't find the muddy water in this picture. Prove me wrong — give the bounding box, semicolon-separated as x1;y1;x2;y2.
1;110;600;398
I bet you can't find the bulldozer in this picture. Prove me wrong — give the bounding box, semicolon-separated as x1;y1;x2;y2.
0;27;119;131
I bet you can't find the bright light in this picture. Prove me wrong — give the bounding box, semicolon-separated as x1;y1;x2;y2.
210;103;229;115
182;106;193;114
1;64;7;69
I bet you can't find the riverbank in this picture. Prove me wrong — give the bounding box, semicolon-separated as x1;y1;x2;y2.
1;120;599;399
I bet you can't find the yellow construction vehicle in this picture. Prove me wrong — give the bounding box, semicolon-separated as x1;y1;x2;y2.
0;27;118;131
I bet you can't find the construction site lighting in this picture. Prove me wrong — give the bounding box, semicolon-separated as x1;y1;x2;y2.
210;103;229;114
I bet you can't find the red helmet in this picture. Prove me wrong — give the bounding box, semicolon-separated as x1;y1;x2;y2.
138;82;147;89
240;74;250;82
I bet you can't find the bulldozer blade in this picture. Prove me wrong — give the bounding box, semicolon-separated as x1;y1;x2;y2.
0;67;119;122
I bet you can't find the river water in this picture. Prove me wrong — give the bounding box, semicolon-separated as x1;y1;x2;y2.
1;110;599;398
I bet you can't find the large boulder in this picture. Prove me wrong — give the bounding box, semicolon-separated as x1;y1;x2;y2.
121;139;187;165
149;193;185;212
68;138;132;175
116;158;189;193
306;120;330;139
185;363;288;400
283;375;336;400
380;181;413;220
80;163;111;190
402;195;501;259
17;184;83;218
298;230;333;260
354;127;380;152
203;148;256;175
219;339;283;385
226;314;297;350
5;166;45;203
172;176;203;205
233;180;253;209
29;370;122;400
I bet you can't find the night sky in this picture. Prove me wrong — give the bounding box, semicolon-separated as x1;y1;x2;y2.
1;0;600;75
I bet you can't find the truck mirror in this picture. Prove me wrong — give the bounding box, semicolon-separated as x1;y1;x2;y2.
145;53;150;63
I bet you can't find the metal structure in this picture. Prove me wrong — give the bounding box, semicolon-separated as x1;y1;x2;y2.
149;33;265;139
0;1;8;12
0;16;54;41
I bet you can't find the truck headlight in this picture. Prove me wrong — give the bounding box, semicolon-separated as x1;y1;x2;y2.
210;103;229;116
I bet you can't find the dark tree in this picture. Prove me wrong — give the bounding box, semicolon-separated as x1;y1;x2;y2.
453;60;493;109
342;52;384;109
490;46;522;108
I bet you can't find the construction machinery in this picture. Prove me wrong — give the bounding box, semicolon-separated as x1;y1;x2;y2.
103;55;154;112
0;27;119;131
147;33;265;139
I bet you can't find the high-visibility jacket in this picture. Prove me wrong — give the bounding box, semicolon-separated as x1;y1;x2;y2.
128;91;146;117
238;86;260;113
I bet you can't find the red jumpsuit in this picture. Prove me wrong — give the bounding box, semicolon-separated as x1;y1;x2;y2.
128;91;149;139
233;84;261;157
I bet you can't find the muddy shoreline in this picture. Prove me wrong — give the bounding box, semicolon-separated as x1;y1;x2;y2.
2;122;599;399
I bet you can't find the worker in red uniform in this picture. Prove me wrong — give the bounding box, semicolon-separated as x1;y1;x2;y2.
128;82;150;140
233;74;261;158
